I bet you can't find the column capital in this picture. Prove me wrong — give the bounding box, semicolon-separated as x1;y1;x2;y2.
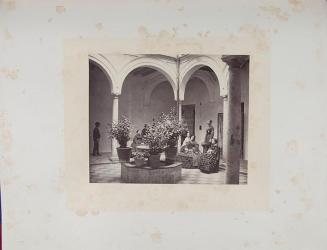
222;94;228;100
112;93;120;99
221;55;249;69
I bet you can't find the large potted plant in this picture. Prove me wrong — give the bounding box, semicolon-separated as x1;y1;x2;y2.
159;108;186;164
142;121;168;168
110;116;133;162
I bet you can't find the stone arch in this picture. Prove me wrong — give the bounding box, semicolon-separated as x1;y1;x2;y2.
119;56;177;99
190;70;219;103
88;54;118;94
180;55;228;100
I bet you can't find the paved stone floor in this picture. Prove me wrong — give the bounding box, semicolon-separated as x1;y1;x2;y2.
89;153;247;184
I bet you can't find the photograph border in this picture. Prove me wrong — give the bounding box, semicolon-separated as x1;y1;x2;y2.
63;37;270;213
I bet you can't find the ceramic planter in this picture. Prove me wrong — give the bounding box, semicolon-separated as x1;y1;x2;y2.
165;146;178;164
134;158;145;167
116;147;132;162
148;153;161;168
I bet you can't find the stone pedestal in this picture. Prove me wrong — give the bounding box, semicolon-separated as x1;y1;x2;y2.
121;162;182;184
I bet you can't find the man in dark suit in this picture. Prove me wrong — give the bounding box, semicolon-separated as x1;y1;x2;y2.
92;122;101;156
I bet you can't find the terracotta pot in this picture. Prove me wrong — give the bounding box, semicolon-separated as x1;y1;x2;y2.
148;154;161;168
116;147;131;162
165;146;178;164
134;158;145;167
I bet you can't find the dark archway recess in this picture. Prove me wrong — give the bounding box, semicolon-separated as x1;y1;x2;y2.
89;61;113;155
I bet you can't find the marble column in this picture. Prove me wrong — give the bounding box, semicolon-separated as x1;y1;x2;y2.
222;55;249;184
110;94;119;161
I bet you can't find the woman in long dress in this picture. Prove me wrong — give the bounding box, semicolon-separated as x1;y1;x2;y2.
202;120;214;153
198;138;220;173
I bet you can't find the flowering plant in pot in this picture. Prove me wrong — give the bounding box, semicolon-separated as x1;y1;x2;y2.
131;151;148;167
142;121;168;168
158;108;186;163
110;116;133;162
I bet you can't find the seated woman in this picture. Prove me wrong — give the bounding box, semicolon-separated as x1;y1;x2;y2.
198;138;220;173
181;131;191;147
178;135;201;168
180;135;199;153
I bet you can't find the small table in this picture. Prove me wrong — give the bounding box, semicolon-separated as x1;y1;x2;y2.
121;161;182;184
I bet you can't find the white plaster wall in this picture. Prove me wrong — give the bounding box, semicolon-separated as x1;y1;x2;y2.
89;65;112;153
146;81;176;122
119;73;176;145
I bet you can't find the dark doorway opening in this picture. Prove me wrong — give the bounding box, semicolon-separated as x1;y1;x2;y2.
181;104;196;143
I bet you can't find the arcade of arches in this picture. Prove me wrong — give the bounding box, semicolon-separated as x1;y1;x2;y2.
89;54;249;184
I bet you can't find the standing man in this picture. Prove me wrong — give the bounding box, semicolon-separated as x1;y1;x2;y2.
93;121;101;156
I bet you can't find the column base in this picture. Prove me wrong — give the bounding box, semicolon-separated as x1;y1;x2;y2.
109;155;120;162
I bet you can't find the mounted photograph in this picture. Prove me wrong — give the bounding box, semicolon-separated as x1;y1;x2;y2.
88;54;249;184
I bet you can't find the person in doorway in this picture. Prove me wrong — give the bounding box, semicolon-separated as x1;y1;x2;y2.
92;122;101;156
202;120;214;153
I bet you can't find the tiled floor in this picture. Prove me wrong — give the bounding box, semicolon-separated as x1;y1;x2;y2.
89;153;247;184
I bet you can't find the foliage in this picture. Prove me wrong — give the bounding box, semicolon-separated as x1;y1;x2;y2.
157;108;186;147
131;151;149;160
142;121;168;154
143;107;186;154
109;116;132;148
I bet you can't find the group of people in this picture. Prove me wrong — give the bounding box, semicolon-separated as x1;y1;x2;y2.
180;120;220;173
93;119;220;173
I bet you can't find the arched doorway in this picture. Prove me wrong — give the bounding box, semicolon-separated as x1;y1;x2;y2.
119;67;176;142
183;66;223;149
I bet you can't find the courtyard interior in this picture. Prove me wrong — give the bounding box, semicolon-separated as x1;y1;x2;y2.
90;153;247;184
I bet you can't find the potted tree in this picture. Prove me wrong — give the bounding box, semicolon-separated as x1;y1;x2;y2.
159;108;186;164
142;121;168;168
110;116;133;162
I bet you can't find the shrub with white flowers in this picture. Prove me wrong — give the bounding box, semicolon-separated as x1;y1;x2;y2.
143;108;186;154
158;108;186;147
109;116;132;148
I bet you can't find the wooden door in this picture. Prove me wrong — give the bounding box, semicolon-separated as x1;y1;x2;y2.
182;105;195;136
